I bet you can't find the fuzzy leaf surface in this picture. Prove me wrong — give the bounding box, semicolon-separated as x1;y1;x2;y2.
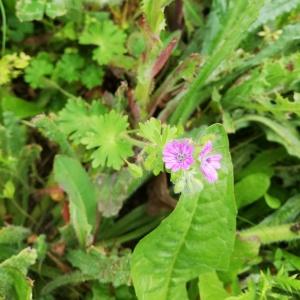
131;124;236;300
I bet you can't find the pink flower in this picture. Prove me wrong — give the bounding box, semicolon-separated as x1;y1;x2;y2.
199;141;222;183
163;139;194;172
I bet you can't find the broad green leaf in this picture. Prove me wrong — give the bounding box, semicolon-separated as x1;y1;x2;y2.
54;155;98;247
235;173;270;209
131;124;236;300
198;272;229;300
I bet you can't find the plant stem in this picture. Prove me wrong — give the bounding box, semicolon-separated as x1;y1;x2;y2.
240;223;300;244
43;78;77;99
0;0;6;56
124;135;148;148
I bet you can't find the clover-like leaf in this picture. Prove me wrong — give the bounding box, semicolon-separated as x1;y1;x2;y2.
79;15;126;66
54;51;85;83
81;64;104;89
139;118;180;175
82;110;133;170
57;98;107;144
24;52;53;88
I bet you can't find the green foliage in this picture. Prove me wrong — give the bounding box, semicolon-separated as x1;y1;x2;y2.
236;115;300;159
0;247;37;299
24;52;53;88
79;14;127;66
142;0;172;35
198;272;229;300
250;0;300;31
54;50;85;83
16;0;46;22
0;52;30;85
54;155;98;247
138;118;180;175
0;226;29;244
57;98;107;144
2;0;300;299
16;0;72;21
2;112;26;157
235;173;270;208
82;110;133;170
67;247;131;286
81;64;104;89
131;124;236;300
1;91;43;118
34;114;76;157
170;0;266;125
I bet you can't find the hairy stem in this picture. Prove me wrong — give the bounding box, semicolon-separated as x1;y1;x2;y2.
240;223;300;244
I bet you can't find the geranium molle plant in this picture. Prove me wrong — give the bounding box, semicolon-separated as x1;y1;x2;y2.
162;139;194;172
199;140;222;183
163;138;222;194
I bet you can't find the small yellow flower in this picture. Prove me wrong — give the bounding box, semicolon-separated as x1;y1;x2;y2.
258;25;283;43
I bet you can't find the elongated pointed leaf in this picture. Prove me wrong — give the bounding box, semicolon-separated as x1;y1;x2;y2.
170;0;265;125
235;115;300;159
54;155;98;247
131;124;236;300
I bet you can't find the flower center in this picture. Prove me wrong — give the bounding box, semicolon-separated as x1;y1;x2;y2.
176;152;186;163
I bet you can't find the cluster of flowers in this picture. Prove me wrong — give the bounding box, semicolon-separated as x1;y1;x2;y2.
163;139;222;183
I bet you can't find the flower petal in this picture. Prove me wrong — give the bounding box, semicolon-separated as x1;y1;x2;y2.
201;163;218;183
199;141;212;160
